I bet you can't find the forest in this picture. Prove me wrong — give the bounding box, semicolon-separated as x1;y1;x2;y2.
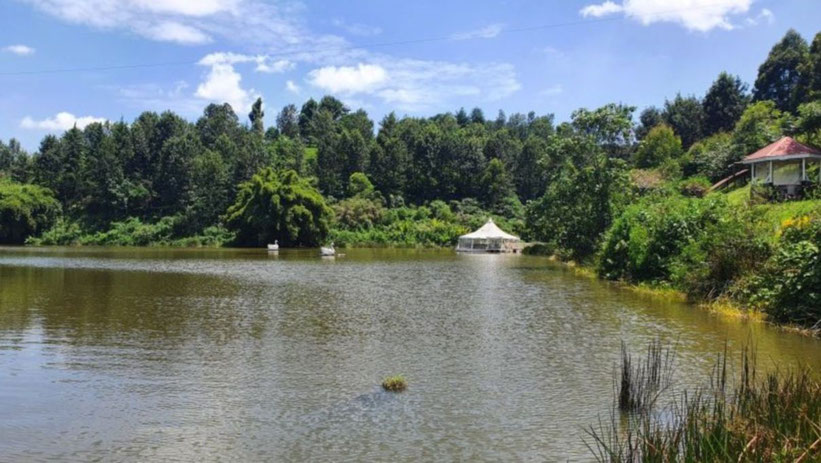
1;29;820;326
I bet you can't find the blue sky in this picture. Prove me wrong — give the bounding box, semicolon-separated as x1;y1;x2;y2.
1;0;819;150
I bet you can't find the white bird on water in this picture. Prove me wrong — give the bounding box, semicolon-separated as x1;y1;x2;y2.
267;240;279;251
320;242;335;257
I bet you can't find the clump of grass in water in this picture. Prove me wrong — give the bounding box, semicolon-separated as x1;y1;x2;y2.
585;342;821;462
618;339;676;413
382;375;407;392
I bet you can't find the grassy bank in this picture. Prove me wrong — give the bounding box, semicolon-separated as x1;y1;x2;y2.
586;341;821;462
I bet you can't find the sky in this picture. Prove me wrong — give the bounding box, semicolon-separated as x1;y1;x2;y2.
0;0;819;150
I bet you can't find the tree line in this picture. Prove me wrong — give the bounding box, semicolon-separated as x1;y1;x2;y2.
0;28;819;248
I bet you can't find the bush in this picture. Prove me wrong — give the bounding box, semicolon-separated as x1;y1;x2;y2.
0;180;60;244
678;176;712;198
746;213;821;325
598;195;727;283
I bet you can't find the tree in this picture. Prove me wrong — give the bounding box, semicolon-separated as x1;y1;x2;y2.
224;168;333;247
514;136;547;200
633;124;683;168
732;100;788;159
248;97;265;136
687;132;736;181
187;149;232;232
636;107;664;140
703;72;749;136
795;101;821;147
470;107;485;125
571;103;636;158
456;107;469;126
663;94;705;149
526;149;629;259
753;29;810;112
196;103;241;148
801;32;821;101
369;113;409;198
298;98;318;141
480;158;516;211
0;179;60;244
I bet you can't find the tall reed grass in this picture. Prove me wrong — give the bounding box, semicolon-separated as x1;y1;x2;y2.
586;342;820;462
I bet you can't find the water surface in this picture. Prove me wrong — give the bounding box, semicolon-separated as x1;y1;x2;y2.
1;247;818;461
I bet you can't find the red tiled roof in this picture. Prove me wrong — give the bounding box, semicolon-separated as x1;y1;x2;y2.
742;136;821;162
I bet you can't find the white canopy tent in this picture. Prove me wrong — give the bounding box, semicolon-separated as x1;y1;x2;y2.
456;219;522;253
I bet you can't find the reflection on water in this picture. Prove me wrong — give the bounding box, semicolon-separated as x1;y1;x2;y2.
0;247;818;461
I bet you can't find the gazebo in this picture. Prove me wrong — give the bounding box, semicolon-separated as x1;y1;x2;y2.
739;136;821;196
456;219;522;253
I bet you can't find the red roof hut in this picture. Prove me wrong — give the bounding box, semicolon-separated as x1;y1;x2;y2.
739;136;821;194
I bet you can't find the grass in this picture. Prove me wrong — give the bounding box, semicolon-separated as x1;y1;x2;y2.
381;375;407;392
617;339;675;413
585;341;821;462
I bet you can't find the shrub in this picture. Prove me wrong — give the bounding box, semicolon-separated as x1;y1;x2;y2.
746;212;821;325
0;180;60;244
598;195;729;283
678;175;712;198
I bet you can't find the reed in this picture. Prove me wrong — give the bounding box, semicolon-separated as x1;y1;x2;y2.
617;339;676;413
585;343;821;462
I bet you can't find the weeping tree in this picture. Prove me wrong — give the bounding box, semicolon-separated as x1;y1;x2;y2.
0;179;60;244
224;168;333;247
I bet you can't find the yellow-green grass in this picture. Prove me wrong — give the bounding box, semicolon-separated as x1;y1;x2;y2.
381;375;407;392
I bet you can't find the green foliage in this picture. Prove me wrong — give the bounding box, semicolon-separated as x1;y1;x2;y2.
795;100;821;147
753;29;811;112
663;94;705;149
745;212;821;325
686;132;736;181
731;100;788;159
702;72;749;136
677;176;712;198
30;217;234;247
633;124;683;168
225;168;332;247
526;152;630;260
0;179;60;244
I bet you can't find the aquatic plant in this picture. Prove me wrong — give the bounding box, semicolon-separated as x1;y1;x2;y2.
617;339;676;413
381;375;407;392
586;342;821;462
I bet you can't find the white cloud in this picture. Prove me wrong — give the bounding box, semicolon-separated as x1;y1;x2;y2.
256;59;295;73
451;24;504;40
580;1;623;18
307;59;520;112
539;85;563;97
2;44;36;55
195;61;256;113
308;63;389;94
18;0;319;47
579;0;753;32
131;0;239;16
142;21;211;44
286;80;300;94
198;52;294;73
20;112;106;131
332;19;382;36
745;8;774;26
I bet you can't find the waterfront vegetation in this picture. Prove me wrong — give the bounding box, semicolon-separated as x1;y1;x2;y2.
1;30;820;328
381;375;408;392
587;341;821;462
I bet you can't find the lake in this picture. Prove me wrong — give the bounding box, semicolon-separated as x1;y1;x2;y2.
0;247;818;461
